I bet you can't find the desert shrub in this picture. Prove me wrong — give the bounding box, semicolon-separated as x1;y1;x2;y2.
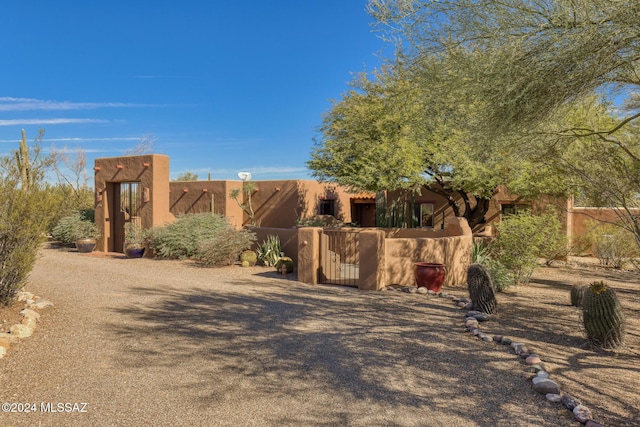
471;241;514;292
197;227;256;267
147;213;252;260
256;235;283;267
0;183;57;305
51;212;101;246
590;223;639;269
493;211;566;286
45;184;95;234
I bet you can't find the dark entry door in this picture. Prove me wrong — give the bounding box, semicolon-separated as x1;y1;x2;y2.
111;182;141;252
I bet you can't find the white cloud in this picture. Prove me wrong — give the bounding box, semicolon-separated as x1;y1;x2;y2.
0;97;151;111
0;118;108;126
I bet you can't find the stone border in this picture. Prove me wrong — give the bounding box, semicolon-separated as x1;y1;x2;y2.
386;286;604;427
0;290;53;359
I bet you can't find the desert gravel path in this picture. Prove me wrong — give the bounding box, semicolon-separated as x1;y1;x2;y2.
0;246;575;426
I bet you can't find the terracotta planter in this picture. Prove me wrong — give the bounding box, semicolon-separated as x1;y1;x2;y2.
124;244;145;258
414;262;446;293
76;238;97;253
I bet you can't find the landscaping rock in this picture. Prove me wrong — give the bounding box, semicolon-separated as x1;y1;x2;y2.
20;308;40;320
501;337;512;345
29;299;54;310
526;355;542;365
525;363;547;373
473;313;490;322
536;371;550;379
417;287;428;295
493;335;503;343
562;395;580;410
9;324;33;338
21;316;37;329
573;405;593;424
545;393;562;403
532;378;560;395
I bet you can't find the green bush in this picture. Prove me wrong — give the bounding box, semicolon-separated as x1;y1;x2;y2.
147;213;255;261
197;227;256;267
493;211;567;286
471;241;514;292
51;212;101;246
0;184;57;305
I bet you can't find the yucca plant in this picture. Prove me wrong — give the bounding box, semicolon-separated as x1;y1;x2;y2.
582;281;625;348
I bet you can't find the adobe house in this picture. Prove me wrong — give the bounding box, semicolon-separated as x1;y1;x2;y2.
93;154;609;255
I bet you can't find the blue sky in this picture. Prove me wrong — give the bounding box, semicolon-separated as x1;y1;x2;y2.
0;1;387;183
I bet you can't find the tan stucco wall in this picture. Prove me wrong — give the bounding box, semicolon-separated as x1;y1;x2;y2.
383;218;473;289
94;154;173;252
250;227;299;266
168;180;244;228
568;207;640;245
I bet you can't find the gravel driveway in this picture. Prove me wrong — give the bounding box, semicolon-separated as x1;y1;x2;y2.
0;246;576;426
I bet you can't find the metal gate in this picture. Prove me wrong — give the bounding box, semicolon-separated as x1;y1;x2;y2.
319;229;360;287
111;182;141;252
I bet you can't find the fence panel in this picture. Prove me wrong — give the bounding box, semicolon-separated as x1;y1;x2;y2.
319;229;360;287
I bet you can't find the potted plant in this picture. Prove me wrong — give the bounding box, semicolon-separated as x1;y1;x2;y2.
124;221;146;258
74;218;101;253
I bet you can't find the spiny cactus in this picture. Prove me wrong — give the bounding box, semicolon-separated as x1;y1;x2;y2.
570;284;588;307
582;281;625;348
15;129;31;192
240;249;257;266
467;263;497;314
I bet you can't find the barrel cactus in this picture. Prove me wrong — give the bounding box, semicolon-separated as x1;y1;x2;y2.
467;263;497;314
240;250;257;266
570;284;588;307
275;256;294;274
582;281;625;348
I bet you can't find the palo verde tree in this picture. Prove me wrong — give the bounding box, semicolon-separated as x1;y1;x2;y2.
368;0;640;248
308;58;565;229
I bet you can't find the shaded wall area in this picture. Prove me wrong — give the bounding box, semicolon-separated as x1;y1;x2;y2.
168;179;356;229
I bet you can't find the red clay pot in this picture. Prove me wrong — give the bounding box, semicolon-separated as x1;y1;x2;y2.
414;262;446;293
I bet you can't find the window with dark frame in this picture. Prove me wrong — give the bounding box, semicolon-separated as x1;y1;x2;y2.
413;203;434;227
501;203;530;216
319;199;335;216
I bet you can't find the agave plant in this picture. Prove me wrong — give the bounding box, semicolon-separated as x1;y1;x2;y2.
256;235;283;267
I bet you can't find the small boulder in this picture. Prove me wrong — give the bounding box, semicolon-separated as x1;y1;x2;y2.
9;324;33;338
546;393;562;402
526;355;542;365
20;308;40;320
532;378;560;395
573;405;593;424
562;395;580;410
29;299;54;310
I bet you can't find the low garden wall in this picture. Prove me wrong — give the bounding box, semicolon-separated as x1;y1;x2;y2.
252;217;472;291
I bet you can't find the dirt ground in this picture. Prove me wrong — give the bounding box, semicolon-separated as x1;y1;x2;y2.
489;259;640;426
0;256;638;426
